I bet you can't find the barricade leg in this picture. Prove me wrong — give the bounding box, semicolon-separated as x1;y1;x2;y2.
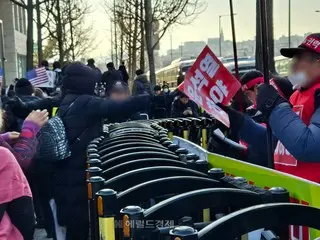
96;189;117;240
87;159;102;169
269;187;290;239
183;129;189;140
86;167;103;180
87;176;105;240
208;168;225;181
169;226;198;239
120;206;144;239
201;128;207;150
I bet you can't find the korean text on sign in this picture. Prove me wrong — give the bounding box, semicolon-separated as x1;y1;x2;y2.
178;45;241;127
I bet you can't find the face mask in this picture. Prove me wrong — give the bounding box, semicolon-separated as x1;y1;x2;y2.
163;88;169;93
288;71;308;88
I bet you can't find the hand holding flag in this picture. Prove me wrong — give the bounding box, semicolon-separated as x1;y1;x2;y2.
26;67;49;87
178;46;241;127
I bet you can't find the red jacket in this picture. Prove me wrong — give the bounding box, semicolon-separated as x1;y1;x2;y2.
274;82;320;182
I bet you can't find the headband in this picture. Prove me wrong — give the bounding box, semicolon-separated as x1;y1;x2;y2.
241;77;264;91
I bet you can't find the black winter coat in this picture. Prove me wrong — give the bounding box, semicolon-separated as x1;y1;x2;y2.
8;93;150;229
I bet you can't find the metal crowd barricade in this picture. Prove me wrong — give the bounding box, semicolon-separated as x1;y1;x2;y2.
84;119;319;240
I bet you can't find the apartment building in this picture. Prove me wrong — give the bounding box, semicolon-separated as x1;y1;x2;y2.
0;0;27;85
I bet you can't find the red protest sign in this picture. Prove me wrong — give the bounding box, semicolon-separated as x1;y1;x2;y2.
178;45;241;127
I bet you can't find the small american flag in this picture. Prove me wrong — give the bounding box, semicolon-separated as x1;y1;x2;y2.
26;67;49;86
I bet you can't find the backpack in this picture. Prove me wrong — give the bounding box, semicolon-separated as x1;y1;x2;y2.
36;100;78;162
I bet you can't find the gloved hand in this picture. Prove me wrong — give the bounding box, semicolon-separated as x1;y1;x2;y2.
256;84;287;118
217;103;245;131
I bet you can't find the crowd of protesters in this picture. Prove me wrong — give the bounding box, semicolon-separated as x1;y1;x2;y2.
0;58;200;240
2;33;320;240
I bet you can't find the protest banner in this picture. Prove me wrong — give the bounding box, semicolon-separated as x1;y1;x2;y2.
178;45;241;127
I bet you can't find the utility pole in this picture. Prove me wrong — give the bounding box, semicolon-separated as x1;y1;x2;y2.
288;0;291;47
170;33;173;62
26;0;34;70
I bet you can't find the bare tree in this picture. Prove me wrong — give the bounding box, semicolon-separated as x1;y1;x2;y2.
10;0;47;70
43;0;95;63
139;0;145;71
145;0;206;86
107;0;205;86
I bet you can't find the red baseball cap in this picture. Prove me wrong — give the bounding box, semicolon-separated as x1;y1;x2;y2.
280;33;320;58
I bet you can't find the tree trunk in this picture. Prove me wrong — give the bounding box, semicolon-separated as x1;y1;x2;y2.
35;0;43;64
131;0;139;76
56;0;64;64
139;0;145;71
144;0;156;86
266;0;276;74
68;0;75;61
120;32;124;62
113;0;118;68
255;0;263;72
26;0;34;70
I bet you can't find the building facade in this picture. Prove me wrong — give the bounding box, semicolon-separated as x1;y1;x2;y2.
0;0;27;85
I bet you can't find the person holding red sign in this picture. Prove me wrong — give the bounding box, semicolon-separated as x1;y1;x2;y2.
224;33;320;183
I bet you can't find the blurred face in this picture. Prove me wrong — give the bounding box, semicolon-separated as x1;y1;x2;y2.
290;52;320;87
243;85;258;104
109;91;129;101
180;96;189;104
155;90;161;96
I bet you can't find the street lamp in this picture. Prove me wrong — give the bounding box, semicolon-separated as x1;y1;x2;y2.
288;0;291;47
219;13;237;57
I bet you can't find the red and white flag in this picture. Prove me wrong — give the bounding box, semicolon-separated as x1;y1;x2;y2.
178;45;241;127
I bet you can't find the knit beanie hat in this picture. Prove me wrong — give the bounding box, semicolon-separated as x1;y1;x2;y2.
14;78;34;96
62;62;99;95
240;70;264;90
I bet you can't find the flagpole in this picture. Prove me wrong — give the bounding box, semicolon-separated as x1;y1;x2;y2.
229;0;239;81
259;0;274;169
229;0;243;112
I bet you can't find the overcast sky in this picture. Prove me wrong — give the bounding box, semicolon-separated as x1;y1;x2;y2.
88;0;320;58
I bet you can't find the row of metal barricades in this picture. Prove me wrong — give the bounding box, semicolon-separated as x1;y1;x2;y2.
86;118;320;240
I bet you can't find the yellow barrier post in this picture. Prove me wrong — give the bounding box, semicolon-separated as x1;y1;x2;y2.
87;176;105;240
200;118;208;150
166;120;174;140
120;206;144;239
96;189;117;240
169;226;198;239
